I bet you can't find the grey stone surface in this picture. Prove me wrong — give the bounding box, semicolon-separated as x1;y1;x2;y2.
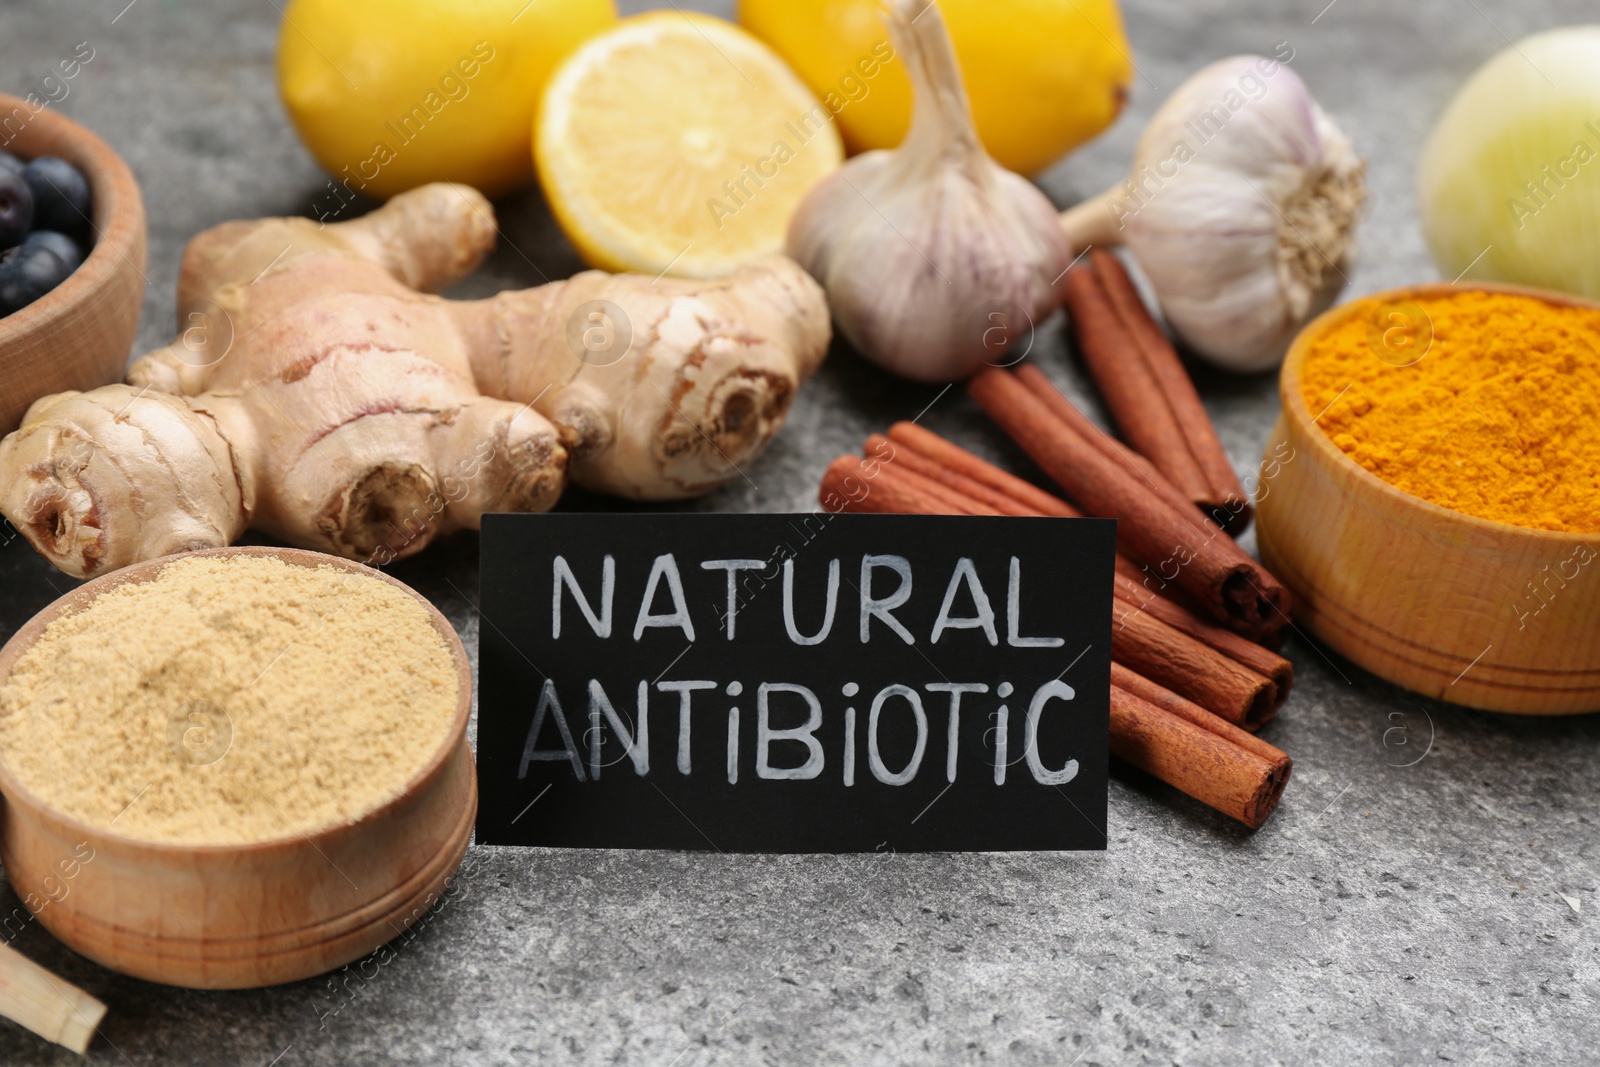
1;0;1597;1063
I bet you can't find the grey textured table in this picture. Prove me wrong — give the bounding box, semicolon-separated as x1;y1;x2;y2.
2;1;1597;1064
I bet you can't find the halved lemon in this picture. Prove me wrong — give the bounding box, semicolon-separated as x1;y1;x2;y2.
535;11;843;278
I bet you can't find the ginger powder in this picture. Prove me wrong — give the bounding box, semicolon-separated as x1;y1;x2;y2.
0;555;459;846
1301;290;1600;532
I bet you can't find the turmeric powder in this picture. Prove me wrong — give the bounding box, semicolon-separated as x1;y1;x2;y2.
1301;290;1600;533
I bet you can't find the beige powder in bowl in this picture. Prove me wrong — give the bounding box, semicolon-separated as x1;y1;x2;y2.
0;554;459;846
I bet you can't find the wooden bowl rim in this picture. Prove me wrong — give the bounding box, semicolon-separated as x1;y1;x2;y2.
0;546;474;855
0;91;146;348
1280;280;1599;544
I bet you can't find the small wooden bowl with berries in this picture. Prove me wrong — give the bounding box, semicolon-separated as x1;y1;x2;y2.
0;93;146;435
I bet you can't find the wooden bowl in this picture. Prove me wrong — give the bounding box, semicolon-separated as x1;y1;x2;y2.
0;93;147;435
1255;282;1600;715
0;547;476;988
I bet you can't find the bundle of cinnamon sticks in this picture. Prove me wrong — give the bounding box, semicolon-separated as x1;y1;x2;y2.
818;424;1293;830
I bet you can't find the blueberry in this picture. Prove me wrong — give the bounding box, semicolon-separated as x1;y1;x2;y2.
0;245;70;317
22;230;83;272
0;150;22;177
0;170;32;250
22;156;91;235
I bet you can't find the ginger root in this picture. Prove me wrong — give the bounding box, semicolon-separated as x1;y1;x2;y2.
0;184;828;577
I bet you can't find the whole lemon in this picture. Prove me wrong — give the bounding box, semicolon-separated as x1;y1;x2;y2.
737;0;1132;176
277;0;616;200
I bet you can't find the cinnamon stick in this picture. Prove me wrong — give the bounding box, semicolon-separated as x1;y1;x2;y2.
1013;364;1216;534
885;422;1078;518
1110;555;1212;628
1114;572;1293;690
1062;264;1215;509
1111;663;1290;770
822;455;961;516
1109;684;1289;829
866;434;1036;517
968;367;1290;643
1114;554;1152;587
1111;602;1280;730
1094;251;1254;534
886;459;998;516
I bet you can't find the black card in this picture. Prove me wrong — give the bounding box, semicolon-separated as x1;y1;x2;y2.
475;512;1114;852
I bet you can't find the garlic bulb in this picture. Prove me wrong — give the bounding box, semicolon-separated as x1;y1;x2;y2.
785;0;1071;383
1060;56;1367;373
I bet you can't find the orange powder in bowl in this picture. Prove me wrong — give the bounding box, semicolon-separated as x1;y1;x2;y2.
1300;289;1600;532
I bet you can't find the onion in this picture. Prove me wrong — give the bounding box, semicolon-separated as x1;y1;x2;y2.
1418;26;1600;298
